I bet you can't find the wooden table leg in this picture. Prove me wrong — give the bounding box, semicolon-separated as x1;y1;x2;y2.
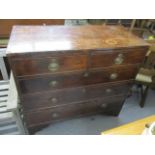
139;85;149;108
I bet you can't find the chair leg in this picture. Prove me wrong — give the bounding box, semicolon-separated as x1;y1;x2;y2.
139;85;149;108
13;109;28;134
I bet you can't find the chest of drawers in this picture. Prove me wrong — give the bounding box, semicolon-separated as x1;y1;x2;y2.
6;25;149;134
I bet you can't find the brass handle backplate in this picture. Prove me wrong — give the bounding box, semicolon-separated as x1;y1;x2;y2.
52;112;59;118
105;88;112;93
101;104;107;108
50;97;58;104
114;53;124;64
81;88;86;93
83;72;89;77
49;80;58;87
110;73;118;80
48;58;59;72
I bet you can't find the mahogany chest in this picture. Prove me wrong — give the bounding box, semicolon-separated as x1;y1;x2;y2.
6;25;149;134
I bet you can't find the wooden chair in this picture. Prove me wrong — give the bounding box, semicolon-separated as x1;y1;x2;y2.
135;51;155;107
0;48;26;134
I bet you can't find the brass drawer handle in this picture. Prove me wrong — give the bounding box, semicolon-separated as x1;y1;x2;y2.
114;53;124;64
48;58;59;72
105;88;112;93
114;57;124;64
50;97;58;104
81;88;86;93
118;53;123;57
49;80;58;87
110;73;118;80
101;104;107;108
83;72;89;77
52;112;59;118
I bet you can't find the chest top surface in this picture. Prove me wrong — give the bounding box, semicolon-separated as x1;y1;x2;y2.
6;25;149;55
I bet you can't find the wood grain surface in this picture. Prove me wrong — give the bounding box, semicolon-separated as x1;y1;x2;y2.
6;25;149;54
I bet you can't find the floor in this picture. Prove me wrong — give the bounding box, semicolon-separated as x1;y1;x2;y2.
36;88;155;135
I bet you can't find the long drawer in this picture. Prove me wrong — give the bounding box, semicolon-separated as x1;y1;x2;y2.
91;48;147;69
18;65;138;94
22;80;133;111
11;48;147;77
24;95;126;127
11;53;88;76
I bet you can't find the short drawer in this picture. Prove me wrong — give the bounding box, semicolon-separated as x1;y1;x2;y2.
12;54;87;76
19;64;138;94
91;48;147;68
22;80;133;111
24;95;126;127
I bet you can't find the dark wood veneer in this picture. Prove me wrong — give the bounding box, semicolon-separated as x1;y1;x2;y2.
12;54;88;76
25;95;126;127
22;80;133;111
91;48;147;69
18;65;138;94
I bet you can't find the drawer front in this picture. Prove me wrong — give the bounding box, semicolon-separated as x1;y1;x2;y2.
22;81;133;111
91;49;146;68
25;95;126;127
12;54;87;76
19;65;138;94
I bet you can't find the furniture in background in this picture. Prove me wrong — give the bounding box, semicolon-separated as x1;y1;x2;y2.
7;25;149;134
0;48;26;134
0;19;64;37
0;38;8;48
126;20;155;108
135;44;155;107
67;19;136;31
88;19;134;27
101;115;155;135
0;48;9;80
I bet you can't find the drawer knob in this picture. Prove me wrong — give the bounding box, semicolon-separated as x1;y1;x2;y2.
48;58;59;72
105;88;112;93
114;53;124;64
49;80;58;87
118;53;123;57
101;104;107;108
52;112;59;118
83;72;89;77
110;73;118;80
81;88;86;93
50;97;58;104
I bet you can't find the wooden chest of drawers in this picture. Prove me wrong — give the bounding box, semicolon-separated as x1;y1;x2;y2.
6;25;149;134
